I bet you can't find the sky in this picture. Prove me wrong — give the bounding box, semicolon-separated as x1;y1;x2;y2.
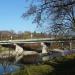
0;0;37;33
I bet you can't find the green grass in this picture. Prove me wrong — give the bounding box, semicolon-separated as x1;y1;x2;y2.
12;65;53;75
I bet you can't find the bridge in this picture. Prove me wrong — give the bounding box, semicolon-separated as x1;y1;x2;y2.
0;38;75;64
0;37;74;51
0;38;54;63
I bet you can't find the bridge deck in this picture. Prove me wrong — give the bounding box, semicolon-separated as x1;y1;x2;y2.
0;38;75;44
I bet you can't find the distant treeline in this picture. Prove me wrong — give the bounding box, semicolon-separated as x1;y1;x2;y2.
0;31;51;40
0;30;75;40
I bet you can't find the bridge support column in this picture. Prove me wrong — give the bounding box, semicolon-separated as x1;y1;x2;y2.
13;44;24;63
41;42;49;61
41;42;48;54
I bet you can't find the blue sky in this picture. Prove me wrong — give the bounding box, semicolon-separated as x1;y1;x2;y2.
0;0;37;32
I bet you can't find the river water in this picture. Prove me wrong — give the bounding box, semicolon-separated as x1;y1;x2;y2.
0;64;20;75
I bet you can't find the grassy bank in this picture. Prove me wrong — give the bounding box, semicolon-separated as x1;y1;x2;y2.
12;65;53;75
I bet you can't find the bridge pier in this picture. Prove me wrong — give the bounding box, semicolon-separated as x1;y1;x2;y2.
41;42;49;61
13;44;24;63
41;42;48;54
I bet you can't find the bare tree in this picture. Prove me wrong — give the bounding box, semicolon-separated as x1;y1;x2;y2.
22;0;75;34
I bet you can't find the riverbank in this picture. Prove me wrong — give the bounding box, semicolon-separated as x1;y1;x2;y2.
11;54;75;75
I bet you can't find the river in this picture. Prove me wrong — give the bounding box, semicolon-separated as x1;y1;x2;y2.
0;64;20;75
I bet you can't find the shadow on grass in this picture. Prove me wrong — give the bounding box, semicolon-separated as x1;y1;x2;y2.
48;58;75;75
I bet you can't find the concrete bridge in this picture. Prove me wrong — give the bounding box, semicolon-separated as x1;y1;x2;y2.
0;38;75;64
0;37;74;51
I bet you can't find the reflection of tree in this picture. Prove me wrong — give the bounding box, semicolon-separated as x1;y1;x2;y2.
0;58;10;74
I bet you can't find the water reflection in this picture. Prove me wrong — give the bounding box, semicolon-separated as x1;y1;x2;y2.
0;63;20;75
